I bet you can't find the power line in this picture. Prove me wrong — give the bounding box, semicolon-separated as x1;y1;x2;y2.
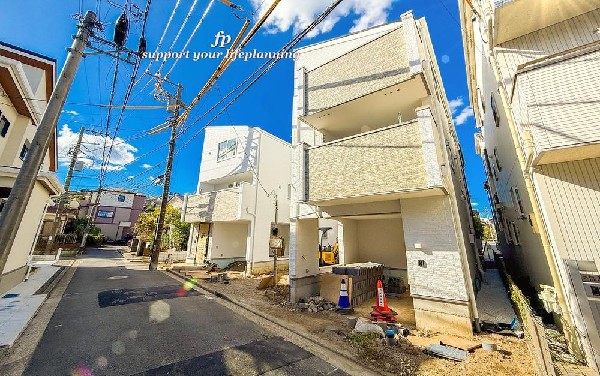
164;0;216;79
155;0;200;76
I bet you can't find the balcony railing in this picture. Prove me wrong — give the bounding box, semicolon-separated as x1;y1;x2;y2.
304;120;434;205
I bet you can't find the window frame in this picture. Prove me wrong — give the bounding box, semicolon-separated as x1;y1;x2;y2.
19;142;30;161
510;186;526;218
217;139;237;162
491;94;500;127
0;115;10;138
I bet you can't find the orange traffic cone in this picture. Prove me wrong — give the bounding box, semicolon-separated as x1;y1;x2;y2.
370;280;397;322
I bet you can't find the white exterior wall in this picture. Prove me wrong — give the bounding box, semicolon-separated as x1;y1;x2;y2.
461;1;600;369
197;126;258;189
0;46;59;293
2;182;49;273
289;13;479;335
209;222;248;261
186;126;291;272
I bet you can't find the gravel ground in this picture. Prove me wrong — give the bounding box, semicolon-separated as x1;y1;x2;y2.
197;277;536;376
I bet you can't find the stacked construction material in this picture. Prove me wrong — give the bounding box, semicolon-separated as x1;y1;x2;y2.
332;262;383;307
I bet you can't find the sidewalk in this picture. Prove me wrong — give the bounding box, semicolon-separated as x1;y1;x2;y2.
0;262;70;347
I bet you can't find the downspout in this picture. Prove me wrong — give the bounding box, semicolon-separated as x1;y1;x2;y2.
487;33;576;343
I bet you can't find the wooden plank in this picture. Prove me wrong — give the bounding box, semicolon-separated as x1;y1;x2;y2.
438;335;482;352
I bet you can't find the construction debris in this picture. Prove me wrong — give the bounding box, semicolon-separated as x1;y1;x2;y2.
257;276;274;290
439;335;482;352
290;296;337;312
354;317;385;336
426;344;468;362
481;342;498;352
221;261;247;272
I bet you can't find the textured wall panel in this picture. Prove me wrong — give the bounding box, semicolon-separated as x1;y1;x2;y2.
306;27;410;114
306;122;427;202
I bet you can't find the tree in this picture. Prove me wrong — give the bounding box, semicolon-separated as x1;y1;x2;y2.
134;204;190;251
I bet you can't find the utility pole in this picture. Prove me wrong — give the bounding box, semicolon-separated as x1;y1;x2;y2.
0;12;96;277
273;193;279;287
149;84;183;270
80;187;101;248
45;126;85;252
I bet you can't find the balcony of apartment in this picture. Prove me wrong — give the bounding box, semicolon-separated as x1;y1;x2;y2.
511;42;600;165
182;182;255;223
300;25;428;139
493;0;596;45
304;109;445;207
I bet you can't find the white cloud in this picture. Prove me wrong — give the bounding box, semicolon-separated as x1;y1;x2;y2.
454;106;474;125
62;109;79;116
141;164;152;169
471;202;479;207
57;124;137;171
250;0;399;37
448;97;464;115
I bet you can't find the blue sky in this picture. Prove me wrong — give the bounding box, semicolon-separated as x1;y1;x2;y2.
0;0;489;214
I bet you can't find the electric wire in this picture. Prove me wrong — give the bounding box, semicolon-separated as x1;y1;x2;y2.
163;0;216;79
154;0;200;75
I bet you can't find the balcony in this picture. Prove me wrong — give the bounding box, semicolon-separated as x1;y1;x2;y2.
301;26;428;139
183;183;255;223
493;0;596;45
304;113;444;206
511;44;600;165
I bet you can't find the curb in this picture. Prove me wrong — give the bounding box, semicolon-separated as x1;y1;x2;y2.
34;266;67;295
166;269;387;376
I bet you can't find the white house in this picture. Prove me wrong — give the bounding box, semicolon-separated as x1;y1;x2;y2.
459;0;600;369
182;126;291;274
288;11;482;336
0;41;62;293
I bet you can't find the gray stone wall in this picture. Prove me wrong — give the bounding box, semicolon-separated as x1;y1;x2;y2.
306;122;427;202
184;189;240;223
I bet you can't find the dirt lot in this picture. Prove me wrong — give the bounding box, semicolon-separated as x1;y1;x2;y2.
194;276;536;376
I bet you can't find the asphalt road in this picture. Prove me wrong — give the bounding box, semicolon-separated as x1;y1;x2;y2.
25;248;347;376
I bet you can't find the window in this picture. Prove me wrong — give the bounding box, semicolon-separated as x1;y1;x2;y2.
508;221;521;245
0;115;10;137
19;142;30;161
494;147;502;171
491;94;500;127
510;186;526;218
117;194;126;202
217;139;237;161
97;210;114;218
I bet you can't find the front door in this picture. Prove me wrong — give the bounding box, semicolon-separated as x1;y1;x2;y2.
195;223;210;265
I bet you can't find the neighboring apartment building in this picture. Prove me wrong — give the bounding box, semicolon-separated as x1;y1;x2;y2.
182;126;291;273
289;11;481;336
459;0;600;369
0;41;62;293
79;188;146;241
